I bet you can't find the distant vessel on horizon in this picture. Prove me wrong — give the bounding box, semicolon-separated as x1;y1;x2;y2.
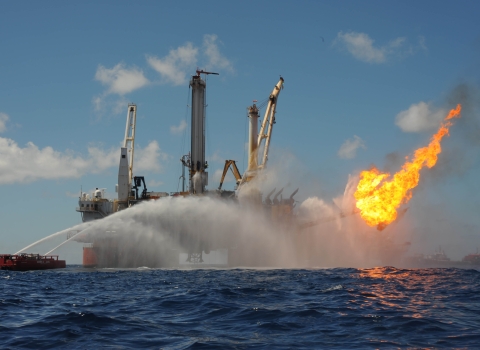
462;248;480;266
405;246;480;268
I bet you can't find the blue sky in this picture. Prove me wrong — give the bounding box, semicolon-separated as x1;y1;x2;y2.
1;0;479;259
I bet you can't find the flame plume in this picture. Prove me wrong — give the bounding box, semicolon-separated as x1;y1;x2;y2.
354;104;462;230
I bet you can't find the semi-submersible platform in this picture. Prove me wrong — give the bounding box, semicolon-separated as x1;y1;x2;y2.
74;70;313;268
73;69;405;268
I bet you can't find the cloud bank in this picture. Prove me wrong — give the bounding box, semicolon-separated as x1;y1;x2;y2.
0;137;167;184
338;135;366;159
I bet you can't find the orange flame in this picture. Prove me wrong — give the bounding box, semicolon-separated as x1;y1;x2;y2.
354;104;462;230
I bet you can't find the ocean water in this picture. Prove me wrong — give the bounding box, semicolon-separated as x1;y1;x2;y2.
1;267;479;349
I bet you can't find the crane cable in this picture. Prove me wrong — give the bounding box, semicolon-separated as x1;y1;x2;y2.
256;95;270;110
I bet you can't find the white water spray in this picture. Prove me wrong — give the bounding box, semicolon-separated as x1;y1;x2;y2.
14;222;93;255
15;158;411;268
44;230;84;256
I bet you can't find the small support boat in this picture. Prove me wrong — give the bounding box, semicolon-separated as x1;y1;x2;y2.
0;253;66;271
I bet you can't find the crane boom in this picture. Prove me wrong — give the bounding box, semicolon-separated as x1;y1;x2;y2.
123;104;137;187
218;160;242;190
257;77;284;170
238;77;284;189
217;78;284;193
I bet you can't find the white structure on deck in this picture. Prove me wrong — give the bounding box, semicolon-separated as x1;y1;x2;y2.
77;104;138;221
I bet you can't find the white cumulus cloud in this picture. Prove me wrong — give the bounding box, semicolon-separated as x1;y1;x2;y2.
147;42;198;86
95;63;150;95
395;102;447;133
203;34;233;72
94;35;233;114
93;64;149;115
0;136;168;185
135;140;168;173
338;135;366;159
170;120;187;135
335;31;408;63
0;113;9;133
85;144;119;170
148;34;233;85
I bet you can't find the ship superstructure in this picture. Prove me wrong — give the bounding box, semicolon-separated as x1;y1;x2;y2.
76;103;168;266
76;104;167;223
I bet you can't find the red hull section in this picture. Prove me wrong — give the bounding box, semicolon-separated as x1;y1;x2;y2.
83;246;97;268
0;254;66;271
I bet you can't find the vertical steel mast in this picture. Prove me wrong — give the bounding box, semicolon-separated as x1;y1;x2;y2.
123;104;137;187
189;69;218;194
241;103;259;184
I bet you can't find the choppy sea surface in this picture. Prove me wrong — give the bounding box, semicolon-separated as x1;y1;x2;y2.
1;267;480;349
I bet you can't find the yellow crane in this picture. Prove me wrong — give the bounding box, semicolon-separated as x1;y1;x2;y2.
217;78;284;192
240;77;284;188
217;160;242;190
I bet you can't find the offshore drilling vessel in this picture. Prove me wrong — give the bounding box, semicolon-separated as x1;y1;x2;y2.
74;70;300;268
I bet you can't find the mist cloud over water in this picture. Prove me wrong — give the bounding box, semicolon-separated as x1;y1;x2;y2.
19;166;414;268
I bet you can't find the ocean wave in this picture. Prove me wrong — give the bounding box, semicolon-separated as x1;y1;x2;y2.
1;268;480;348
